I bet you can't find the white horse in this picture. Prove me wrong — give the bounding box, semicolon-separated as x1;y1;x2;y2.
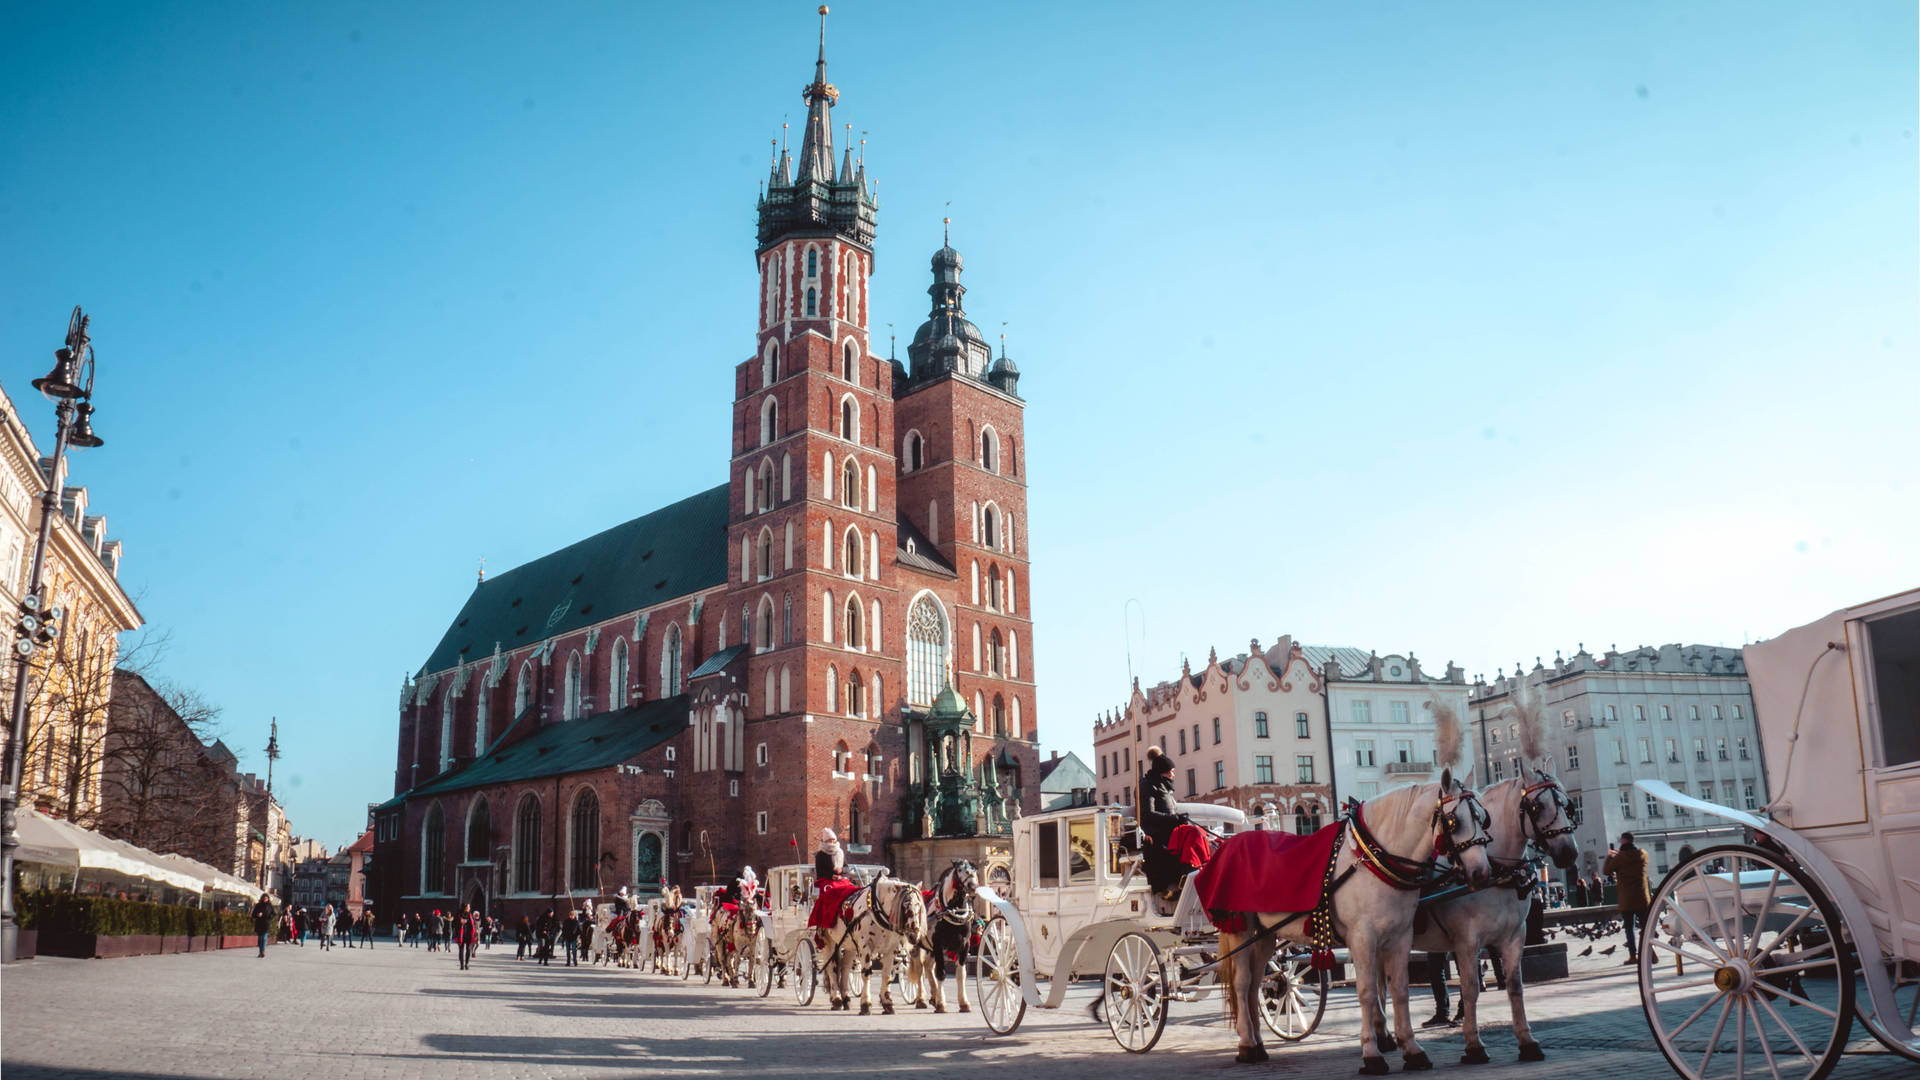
908;860;979;1014
820;875;926;1015
1396;769;1580;1064
1218;773;1495;1073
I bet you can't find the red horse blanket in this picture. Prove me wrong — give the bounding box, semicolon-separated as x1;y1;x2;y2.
1166;823;1217;869
807;879;863;929
1191;823;1342;923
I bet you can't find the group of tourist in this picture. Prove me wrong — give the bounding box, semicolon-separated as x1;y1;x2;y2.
248;894;376;957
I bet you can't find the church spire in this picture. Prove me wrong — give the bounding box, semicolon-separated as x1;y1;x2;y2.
796;5;837;184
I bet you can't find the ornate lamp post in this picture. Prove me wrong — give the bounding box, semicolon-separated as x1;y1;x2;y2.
1;306;105;964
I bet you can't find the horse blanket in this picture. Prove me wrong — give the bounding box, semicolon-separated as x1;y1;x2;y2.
1190;822;1342;926
1166;822;1217;869
807;879;864;929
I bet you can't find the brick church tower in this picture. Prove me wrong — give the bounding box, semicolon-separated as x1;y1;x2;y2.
718;9;1037;872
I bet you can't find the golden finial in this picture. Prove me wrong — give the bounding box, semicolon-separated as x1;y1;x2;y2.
819;5;828;14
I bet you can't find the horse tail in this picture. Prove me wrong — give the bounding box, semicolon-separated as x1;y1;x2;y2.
1218;926;1241;1024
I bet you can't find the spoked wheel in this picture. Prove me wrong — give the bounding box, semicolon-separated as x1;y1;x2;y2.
1104;931;1171;1053
703;942;717;984
974;916;1027;1036
793;939;819;1006
681;936;695;981
756;936;775;998
1639;843;1854;1080
1260;947;1330;1041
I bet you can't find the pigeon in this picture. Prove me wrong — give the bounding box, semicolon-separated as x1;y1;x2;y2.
1579;946;1593;957
1600;946;1617;957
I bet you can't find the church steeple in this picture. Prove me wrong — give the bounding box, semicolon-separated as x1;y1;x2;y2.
756;5;876;252
795;6;836;184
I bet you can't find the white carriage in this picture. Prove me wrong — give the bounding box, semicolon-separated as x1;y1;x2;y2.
681;886;718;983
753;862;892;1005
971;800;1330;1050
1636;587;1920;1078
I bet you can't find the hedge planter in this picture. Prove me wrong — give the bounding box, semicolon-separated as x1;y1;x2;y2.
15;930;36;959
223;934;254;950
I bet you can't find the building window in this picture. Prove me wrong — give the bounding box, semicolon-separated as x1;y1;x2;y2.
1743;783;1757;810
563;652;583;721
755;811;769;835
1660;705;1673;722
991;694;1007;736
610;638;629;709
1664;738;1678;763
805;287;817;316
1178;729;1187;754
421;803;445;895
569;788;599;892
513;796;540;893
1254;755;1274;784
1389;701;1410;724
844;595;864;650
905;432;923;471
1491;759;1505;781
1716;737;1728;761
1185;768;1197;797
843;528;863;577
1393;738;1413;763
1295;804;1322;834
1732;705;1744;720
1688;705;1701;721
832;741;851;774
1354;740;1375;767
1490;728;1501;746
1736;737;1750;759
1296;755;1315;784
1645;791;1663;818
1254;711;1269;738
1619;788;1634;818
1693;737;1707;762
662;624;683;695
1563;709;1576;728
1604;704;1617;721
474;680;489;756
841;459;860;509
1212;717;1221;744
438;694;454;773
760;396;779;447
1613;739;1625;764
756;742;769;767
981;427;998;472
981;505;998;549
1638;738;1652;763
1566;744;1580;770
826;665;839;713
1350;700;1371;724
907;595;949;706
841;397;857;441
1634;705;1646;721
1213;761;1224;790
1295;712;1310;739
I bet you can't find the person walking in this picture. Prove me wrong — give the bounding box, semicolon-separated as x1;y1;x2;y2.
318;904;334;950
1603;831;1652;964
515;915;532;961
251;893;275;958
536;909;558;966
561;911;580;967
454;903;480;970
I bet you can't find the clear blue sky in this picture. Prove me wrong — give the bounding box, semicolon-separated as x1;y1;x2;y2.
2;2;1913;847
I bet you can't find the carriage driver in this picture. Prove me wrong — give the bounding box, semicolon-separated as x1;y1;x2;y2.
711;866;762;925
808;828;854;949
1139;746;1192;898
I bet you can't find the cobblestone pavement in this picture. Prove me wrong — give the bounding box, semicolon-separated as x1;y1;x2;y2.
3;940;1912;1080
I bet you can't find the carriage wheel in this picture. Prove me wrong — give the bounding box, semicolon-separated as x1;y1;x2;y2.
1639;844;1854;1080
1260;947;1329;1042
757;935;775;998
974;916;1027;1036
681;936;695;980
704;941;717;984
1104;931;1170;1053
793;939;819;1006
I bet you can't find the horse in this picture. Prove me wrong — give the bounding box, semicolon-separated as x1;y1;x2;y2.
907;860;980;1013
819;874;927;1015
1216;772;1496;1073
710;890;764;987
651;887;684;974
1388;769;1580;1064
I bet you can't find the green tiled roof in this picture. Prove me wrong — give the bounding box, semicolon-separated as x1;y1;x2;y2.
402;696;690;800
687;643;747;680
419;484;729;676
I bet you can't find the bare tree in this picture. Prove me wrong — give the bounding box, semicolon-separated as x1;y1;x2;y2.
96;669;239;867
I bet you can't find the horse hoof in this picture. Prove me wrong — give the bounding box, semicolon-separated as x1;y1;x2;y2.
882;1004;894;1015
1359;1057;1391;1076
1517;1043;1545;1062
1402;1050;1433;1071
933;1004;945;1014
859;1003;872;1016
1236;1046;1269;1064
1461;1047;1490;1065
958;1004;970;1014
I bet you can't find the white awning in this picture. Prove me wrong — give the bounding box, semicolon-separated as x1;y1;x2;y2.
12;808;238;896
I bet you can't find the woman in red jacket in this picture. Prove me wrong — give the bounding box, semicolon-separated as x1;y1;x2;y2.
454;903;482;970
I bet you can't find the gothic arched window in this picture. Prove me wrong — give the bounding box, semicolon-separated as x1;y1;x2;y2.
760;396;778;447
782;593;793;644
990;629;1005;676
757;528;773;580
981;427;998;473
438;692;454;773
840;397;857;442
843;527;863;578
843;340;857;383
845;595;865;650
806;248;818;278
846;669;866;717
905;432;923;472
762;341;779;385
563;652;582;721
515;661;532;719
421;803;445;894
757;459;775;510
907;596;948;707
806;288;817;316
841;459;859;509
981;504;999;549
474;676;489;756
662;623;683;695
992;694;1008;737
610;638;629;709
513;795;540;893
568;787;600;892
756;595;775;650
466;797;490;862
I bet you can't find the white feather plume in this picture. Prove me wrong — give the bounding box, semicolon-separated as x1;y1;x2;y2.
1508;676;1548;767
1430;696;1463;770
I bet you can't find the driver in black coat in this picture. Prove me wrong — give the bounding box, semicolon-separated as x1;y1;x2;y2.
1138;746;1191;896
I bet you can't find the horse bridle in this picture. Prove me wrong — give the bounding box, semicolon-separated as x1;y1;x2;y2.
935;864;977;927
1518;775;1580;846
1433;787;1494;862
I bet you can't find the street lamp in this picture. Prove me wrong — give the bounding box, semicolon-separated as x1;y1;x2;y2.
1;306;105;964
